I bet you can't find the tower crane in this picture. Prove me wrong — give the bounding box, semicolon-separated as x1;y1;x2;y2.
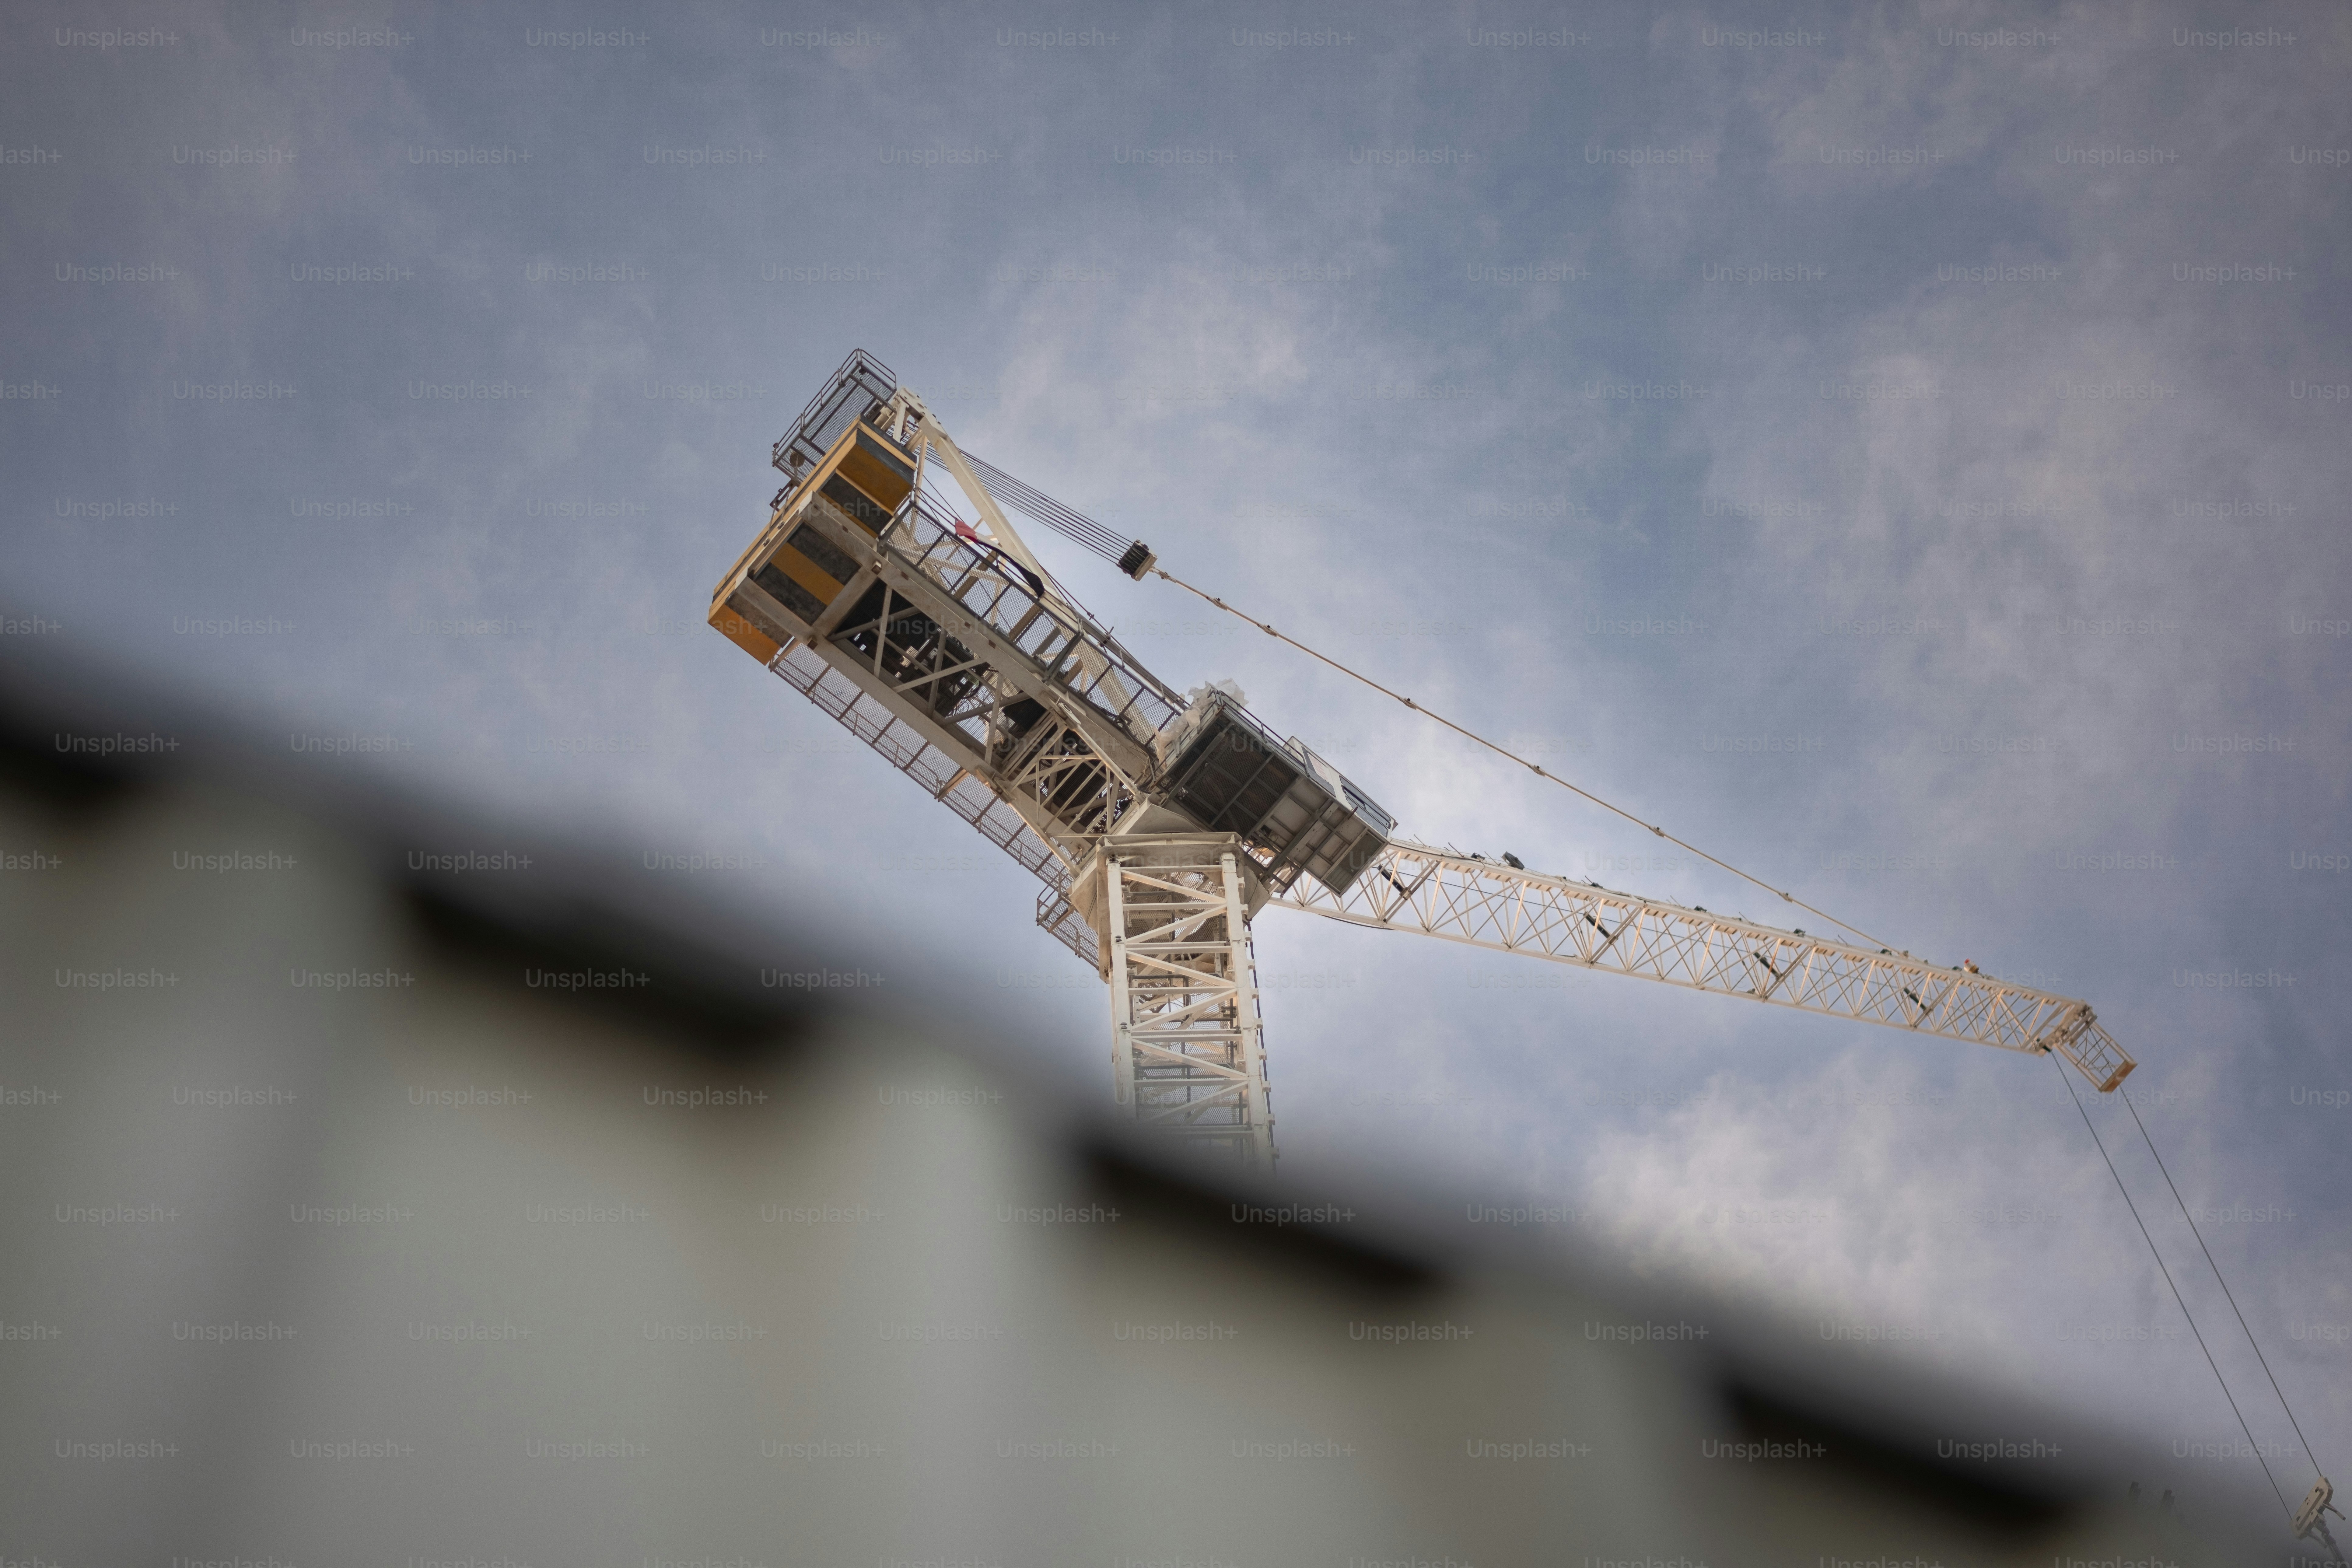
708;350;2136;1166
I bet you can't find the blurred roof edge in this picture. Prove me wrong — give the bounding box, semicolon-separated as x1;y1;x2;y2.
0;634;2283;1547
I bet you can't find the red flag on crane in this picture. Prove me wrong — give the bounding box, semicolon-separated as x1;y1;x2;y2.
950;518;1045;599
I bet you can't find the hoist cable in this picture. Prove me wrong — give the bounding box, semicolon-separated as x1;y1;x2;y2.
933;441;2320;1523
2124;1093;2324;1492
2051;1051;2293;1522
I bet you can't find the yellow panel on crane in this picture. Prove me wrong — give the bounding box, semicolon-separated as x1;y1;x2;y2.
835;428;914;518
708;418;913;659
709;604;781;666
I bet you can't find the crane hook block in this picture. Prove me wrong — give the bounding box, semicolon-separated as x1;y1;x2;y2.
2294;1476;2342;1539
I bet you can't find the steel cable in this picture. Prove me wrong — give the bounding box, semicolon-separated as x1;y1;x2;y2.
2124;1094;2326;1496
1149;566;1894;951
2052;1052;2293;1522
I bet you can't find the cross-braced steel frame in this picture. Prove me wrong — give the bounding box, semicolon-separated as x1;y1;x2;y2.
764;641;1098;963
1101;837;1275;1167
1272;838;2136;1091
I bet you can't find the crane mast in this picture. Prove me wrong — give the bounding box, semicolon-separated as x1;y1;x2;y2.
710;352;2137;1164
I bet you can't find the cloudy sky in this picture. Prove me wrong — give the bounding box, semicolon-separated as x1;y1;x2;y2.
6;0;2347;1521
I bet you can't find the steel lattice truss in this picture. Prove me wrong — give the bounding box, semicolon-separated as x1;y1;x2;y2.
748;467;1200;971
767;642;1096;962
1272;838;2136;1091
799;492;1178;859
1104;842;1275;1165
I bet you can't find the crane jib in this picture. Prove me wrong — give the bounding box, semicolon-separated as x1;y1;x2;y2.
1271;839;2137;1094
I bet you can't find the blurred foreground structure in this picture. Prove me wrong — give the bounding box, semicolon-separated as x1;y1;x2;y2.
0;649;2278;1565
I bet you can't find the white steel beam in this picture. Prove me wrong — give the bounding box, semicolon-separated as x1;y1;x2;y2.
918;418;1136;716
915;422;1054;589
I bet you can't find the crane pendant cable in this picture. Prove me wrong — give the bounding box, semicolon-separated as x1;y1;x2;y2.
1147;566;1894;952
